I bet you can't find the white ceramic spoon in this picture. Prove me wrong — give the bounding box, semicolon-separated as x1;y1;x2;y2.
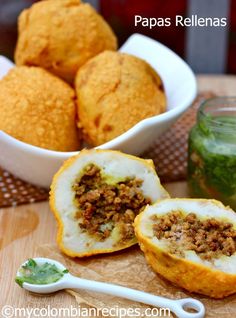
16;258;205;318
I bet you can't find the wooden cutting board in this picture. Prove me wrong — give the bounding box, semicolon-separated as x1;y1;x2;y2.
0;75;236;314
0;182;187;308
0;201;79;310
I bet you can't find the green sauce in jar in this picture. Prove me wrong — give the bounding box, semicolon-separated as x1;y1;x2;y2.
188;97;236;210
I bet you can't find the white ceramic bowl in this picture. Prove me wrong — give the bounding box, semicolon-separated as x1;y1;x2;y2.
0;34;197;188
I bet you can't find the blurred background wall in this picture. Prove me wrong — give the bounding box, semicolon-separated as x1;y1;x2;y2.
0;0;235;74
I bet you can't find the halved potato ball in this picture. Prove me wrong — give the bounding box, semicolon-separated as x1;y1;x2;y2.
75;51;166;146
15;0;117;84
50;149;169;257
0;66;79;151
134;198;236;298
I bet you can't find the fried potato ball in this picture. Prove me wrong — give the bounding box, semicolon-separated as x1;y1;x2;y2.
75;51;166;146
135;199;236;298
50;149;169;257
0;66;79;151
14;0;117;84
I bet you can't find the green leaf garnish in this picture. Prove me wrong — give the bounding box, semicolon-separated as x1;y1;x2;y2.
15;259;69;286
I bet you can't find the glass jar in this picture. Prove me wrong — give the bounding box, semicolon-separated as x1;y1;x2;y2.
188;97;236;210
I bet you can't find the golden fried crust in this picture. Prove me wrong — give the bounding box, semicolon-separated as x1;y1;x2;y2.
134;199;236;299
15;0;117;84
0;66;79;151
137;238;236;299
50;149;169;257
75;51;166;146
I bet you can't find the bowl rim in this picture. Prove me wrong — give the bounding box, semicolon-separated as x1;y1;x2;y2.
0;33;197;159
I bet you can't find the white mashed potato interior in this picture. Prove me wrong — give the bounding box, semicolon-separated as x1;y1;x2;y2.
53;149;168;255
140;199;236;274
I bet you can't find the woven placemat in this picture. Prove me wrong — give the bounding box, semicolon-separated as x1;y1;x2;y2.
143;92;214;182
0;169;48;208
0;92;214;208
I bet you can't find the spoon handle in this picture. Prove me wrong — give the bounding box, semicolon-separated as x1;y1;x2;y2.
63;275;205;318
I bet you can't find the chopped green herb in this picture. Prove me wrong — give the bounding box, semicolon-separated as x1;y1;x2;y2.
188;116;236;209
15;259;69;287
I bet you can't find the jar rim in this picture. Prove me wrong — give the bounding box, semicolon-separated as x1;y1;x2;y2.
198;97;236;133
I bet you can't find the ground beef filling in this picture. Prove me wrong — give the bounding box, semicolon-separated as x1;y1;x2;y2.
73;164;151;242
152;211;236;260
